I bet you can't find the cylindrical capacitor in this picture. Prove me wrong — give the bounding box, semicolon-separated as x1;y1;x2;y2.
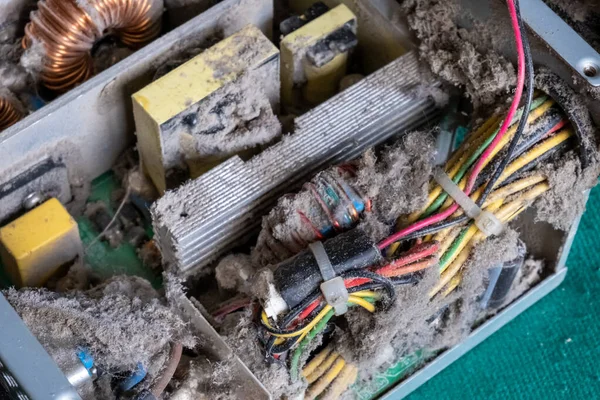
273;229;381;310
481;240;526;309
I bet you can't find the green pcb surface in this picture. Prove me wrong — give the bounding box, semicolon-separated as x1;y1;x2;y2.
78;173;160;288
0;173;160;289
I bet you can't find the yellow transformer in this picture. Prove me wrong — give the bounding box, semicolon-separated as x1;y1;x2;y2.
132;25;281;193
0;198;82;288
280;4;357;110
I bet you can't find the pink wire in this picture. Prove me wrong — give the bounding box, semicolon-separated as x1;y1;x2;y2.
377;0;525;251
464;0;525;195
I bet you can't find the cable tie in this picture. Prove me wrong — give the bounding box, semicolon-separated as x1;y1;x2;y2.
309;241;349;315
432;168;503;237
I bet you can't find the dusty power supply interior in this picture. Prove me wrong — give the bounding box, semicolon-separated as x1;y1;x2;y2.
0;0;599;399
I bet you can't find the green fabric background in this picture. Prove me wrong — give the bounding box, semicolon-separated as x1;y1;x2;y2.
406;185;600;399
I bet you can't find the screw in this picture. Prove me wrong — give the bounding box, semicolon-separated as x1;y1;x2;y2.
584;64;598;78
22;192;43;210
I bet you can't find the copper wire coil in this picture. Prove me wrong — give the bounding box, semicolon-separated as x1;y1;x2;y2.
23;0;162;92
0;97;23;132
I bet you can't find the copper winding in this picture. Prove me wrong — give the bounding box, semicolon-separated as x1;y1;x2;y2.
23;0;162;91
0;97;23;132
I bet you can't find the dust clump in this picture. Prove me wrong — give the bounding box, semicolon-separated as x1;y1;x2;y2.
220;308;307;399
4;275;195;377
353;130;435;228
399;0;515;107
1;40;32;96
533;70;600;230
537;153;598;231
160;68;281;174
169;357;238;400
337;228;519;380
215;254;256;294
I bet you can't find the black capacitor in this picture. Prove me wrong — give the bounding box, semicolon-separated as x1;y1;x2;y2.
484;240;526;309
273;229;381;310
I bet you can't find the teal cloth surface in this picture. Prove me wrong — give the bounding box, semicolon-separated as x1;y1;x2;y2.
408;185;600;399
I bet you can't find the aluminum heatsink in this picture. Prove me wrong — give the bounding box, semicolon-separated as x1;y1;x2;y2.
152;51;442;276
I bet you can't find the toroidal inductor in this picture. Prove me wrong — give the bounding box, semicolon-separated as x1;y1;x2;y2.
23;0;163;92
0;96;23;132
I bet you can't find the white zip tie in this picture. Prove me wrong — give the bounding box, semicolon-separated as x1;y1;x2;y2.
432;168;503;237
309;241;349;315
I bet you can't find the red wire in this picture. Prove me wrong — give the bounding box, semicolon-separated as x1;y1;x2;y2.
543;119;566;138
298;299;321;320
375;242;439;276
465;0;525;195
377;257;436;278
377;0;525;251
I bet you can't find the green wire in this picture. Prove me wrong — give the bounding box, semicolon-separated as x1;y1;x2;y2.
290;309;335;380
438;224;472;272
422;96;548;218
289;297;377;380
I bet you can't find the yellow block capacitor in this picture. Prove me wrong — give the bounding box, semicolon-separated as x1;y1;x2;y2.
0;198;82;288
280;4;357;110
132;25;280;193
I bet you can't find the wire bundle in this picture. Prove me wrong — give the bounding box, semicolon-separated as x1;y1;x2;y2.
23;0;162;91
0;96;23;131
301;346;358;400
258;0;580;388
377;0;575;297
260;241;439;367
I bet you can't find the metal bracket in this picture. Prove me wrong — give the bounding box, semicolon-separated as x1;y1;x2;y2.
521;0;600;87
0;293;81;400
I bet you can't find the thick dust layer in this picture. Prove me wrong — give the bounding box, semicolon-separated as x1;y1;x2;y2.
336;228;519;381
4;275;195;387
534;70;600;230
0;40;33;106
160;67;281;172
399;0;515;107
219;308;308;399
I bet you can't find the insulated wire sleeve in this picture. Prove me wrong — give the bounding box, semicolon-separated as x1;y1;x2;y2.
478;0;534;205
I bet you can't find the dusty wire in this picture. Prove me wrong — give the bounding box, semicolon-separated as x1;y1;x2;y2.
84;185;131;253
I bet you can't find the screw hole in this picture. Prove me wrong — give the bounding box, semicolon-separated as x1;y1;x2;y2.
584;64;598;78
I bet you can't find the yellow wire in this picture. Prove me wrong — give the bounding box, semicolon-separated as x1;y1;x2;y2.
437;101;556;212
446;127;567;218
320;364;359;400
405;114;504;225
348;296;376;313
302;346;333;378
440;183;550;296
306;352;340;384
439;224;479;274
430;243;472;297
497;129;571;182
306;358;346;399
264;305;333;338
442;271;463;297
481;174;546;208
450;174;546;219
435;226;463;255
446;114;502;168
350;290;380;299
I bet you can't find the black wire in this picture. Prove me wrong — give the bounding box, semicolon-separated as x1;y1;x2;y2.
380;0;534;246
473;108;564;189
477;0;534;206
264;270;400;355
341;270;397;306
537;75;593;169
